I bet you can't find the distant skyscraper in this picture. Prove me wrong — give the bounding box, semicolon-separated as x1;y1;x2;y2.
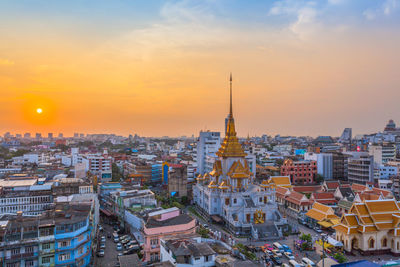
35;133;42;139
15;134;22;138
24;133;31;139
196;131;220;175
339;128;352;144
74;133;79;138
4;132;11;138
80;133;85;138
58;133;64;138
48;133;53;139
384;119;396;132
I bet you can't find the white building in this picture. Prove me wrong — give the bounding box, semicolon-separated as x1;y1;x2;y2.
194;81;286;237
160;236;216;267
369;143;396;166
196;131;221;175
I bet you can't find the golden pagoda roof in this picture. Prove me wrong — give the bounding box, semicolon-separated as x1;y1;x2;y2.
218;180;230;190
227;160;250;179
260;180;270;188
216;74;247;158
203;173;210;179
196;174;204;181
210;160;223;177
208;180;218;189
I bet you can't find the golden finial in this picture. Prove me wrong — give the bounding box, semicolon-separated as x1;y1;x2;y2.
229;73;233;117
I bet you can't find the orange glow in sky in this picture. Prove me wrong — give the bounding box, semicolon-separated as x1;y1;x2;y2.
1;1;400;137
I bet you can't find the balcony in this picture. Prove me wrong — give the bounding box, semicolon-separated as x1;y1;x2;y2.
6;252;37;260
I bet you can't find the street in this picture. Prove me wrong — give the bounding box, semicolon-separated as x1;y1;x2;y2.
95;224;120;267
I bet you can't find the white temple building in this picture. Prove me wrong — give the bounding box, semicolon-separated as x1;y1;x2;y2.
193;75;287;238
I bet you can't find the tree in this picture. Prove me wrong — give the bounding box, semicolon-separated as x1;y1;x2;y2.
333;252;347;263
315;174;324;183
112;163;123;182
300;233;312;243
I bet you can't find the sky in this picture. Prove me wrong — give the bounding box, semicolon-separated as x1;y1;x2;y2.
1;0;400;137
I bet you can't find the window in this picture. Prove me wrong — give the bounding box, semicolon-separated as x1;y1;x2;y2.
42;257;52;264
195;257;200;261
369;238;375;249
77;234;85;242
78;247;84;255
59;240;70;248
25;261;34;267
58;253;70;261
150;239;158;246
205;255;211;262
42;243;51;250
11;248;20;255
25;246;34;253
233;198;237;204
382;238;388;247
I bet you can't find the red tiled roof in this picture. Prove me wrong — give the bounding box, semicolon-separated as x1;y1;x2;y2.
325;181;340;189
293;185;322;193
313;192;335;199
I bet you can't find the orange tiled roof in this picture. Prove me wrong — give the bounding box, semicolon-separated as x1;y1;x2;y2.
344;214;358;227
306;209;326;221
365;199;399;213
333;224;349;233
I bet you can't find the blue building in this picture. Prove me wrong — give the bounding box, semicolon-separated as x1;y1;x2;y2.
54;204;94;267
151;164;162;183
0;199;96;267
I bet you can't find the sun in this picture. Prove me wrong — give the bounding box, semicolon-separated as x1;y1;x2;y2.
36;108;43;114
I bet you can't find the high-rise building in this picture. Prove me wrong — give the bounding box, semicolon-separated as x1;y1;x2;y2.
196;131;220;175
339;128;352;144
48;132;53;139
369;142;396;166
24;132;31;139
35;133;42;139
58;133;64;138
347;153;374;184
74;133;79;138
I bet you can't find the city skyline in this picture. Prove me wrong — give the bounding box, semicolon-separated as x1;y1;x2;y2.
1;0;400;137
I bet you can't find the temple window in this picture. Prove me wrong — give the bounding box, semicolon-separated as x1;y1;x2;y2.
369;238;375;249
382;238;388;247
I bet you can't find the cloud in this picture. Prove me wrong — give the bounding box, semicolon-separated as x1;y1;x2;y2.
363;0;399;20
268;0;321;40
0;58;14;66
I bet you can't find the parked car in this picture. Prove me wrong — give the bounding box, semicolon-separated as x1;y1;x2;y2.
97;249;105;257
123;249;135;255
271;256;282;265
284;252;295;260
116;243;123;251
101;236;106;242
314;227;323;233
100;243;106;249
99;225;103;231
118;252;123;257
282;244;292;253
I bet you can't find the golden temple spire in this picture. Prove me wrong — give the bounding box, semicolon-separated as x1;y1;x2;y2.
216;74;247;158
229;72;233;117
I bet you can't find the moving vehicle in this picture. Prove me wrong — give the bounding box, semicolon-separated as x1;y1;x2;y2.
302;257;316;267
97;249;105;257
284;252;295;260
289;260;304;267
116;243;123;251
107;233;112;239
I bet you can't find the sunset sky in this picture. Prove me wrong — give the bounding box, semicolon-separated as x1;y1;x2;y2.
1;0;400;137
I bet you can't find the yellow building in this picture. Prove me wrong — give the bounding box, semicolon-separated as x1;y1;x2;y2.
305;202;339;229
266;176;292;189
333;199;400;256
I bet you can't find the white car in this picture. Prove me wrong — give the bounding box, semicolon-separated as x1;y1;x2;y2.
284;252;295;260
